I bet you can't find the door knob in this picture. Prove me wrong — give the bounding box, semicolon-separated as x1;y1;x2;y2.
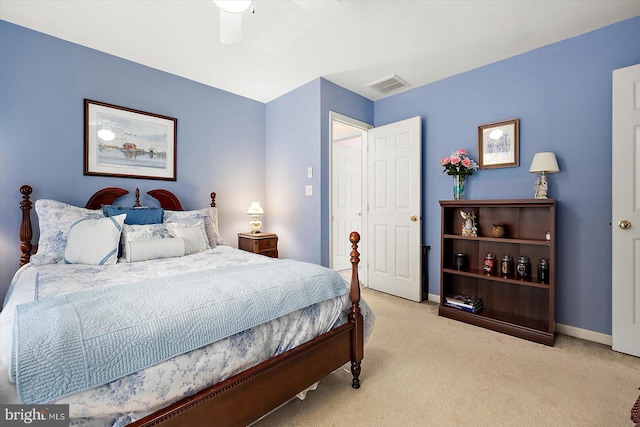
410;215;418;222
618;220;631;230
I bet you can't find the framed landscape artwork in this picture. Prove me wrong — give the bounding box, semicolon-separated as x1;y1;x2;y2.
84;99;177;180
478;118;519;169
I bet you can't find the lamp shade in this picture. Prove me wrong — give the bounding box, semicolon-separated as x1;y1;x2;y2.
247;202;264;216
214;0;252;14
529;152;560;174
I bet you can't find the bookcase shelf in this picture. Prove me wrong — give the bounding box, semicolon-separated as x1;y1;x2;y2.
443;234;552;246
439;199;556;346
442;268;551;289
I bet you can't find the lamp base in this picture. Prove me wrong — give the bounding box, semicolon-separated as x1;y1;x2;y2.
249;219;262;233
534;173;549;199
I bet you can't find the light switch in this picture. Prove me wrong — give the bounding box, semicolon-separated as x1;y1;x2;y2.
305;185;313;196
307;167;313;178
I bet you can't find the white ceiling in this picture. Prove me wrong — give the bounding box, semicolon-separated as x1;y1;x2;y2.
1;1;639;103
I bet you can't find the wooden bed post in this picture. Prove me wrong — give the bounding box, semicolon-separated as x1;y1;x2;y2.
349;231;364;389
19;185;33;267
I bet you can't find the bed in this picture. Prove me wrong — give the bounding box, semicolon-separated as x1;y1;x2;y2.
1;184;372;426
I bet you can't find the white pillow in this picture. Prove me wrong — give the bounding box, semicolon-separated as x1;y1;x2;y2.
164;207;225;247
63;214;126;265
32;199;104;265
120;223;171;261
166;221;209;255
125;238;186;263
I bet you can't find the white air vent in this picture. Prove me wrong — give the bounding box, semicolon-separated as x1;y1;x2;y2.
367;74;410;94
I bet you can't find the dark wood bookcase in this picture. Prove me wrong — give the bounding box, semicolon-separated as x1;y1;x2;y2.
439;199;556;345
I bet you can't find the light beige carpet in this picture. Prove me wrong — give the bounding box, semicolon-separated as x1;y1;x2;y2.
254;287;640;427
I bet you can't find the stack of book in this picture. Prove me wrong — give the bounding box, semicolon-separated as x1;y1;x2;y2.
444;293;483;313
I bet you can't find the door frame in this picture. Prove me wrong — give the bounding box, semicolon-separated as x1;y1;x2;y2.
329;112;372;281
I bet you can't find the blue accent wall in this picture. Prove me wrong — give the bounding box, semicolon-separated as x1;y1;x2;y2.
0;21;266;298
374;16;640;335
264;78;373;264
265;79;323;263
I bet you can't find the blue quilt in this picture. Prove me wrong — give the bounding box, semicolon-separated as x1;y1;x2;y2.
11;259;347;404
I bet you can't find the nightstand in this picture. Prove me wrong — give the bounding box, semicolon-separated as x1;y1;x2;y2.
237;232;278;258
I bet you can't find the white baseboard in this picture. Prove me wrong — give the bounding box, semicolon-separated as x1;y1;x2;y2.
555;323;612;346
426;294;612;346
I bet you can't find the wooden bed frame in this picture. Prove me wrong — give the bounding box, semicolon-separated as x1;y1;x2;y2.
17;184;364;427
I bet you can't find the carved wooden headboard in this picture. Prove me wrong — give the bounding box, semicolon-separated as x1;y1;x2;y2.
18;185;217;266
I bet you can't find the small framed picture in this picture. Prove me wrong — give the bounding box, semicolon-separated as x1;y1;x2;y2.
84;99;177;180
478;118;519;169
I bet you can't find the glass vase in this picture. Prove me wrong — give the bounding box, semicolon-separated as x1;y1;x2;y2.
453;175;466;200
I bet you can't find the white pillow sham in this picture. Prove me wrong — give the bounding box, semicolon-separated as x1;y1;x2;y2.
31;199;104;265
63;214;126;265
166;221;209;255
164;207;225;247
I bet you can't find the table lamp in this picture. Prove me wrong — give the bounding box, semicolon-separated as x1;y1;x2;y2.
529;152;560;199
247;202;264;233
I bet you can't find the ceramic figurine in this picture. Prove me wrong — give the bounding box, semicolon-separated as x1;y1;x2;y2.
460;210;477;237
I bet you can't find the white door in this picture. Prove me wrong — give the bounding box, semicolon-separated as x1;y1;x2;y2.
330;113;372;272
367;116;422;301
612;63;640;357
332;140;362;271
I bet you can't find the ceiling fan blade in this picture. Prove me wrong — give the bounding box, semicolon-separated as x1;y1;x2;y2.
219;10;242;44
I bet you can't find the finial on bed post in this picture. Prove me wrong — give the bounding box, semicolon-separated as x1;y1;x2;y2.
349;232;361;306
134;188;141;207
19;185;33;267
210;192;217;208
348;231;363;389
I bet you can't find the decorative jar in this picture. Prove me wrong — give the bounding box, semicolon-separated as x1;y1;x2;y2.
454;253;467;270
491;223;505;238
501;255;514;276
516;256;531;279
537;258;549;284
483;253;496;274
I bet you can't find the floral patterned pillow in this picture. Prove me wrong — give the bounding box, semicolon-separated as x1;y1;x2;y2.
31;199;104;266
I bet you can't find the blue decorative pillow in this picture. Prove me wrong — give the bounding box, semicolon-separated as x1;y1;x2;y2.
103;205;164;225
